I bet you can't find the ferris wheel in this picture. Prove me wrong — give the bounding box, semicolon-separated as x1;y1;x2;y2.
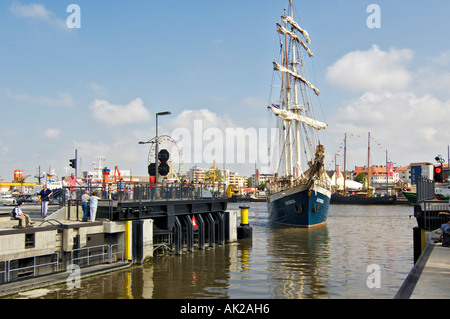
147;135;183;180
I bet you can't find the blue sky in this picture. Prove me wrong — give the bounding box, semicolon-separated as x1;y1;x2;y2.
1;0;450;182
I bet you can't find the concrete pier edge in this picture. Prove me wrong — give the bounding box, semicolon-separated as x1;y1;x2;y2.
394;240;434;299
0;261;132;298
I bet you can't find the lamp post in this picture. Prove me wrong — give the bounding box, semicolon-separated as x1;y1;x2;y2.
138;111;171;184
155;111;171;184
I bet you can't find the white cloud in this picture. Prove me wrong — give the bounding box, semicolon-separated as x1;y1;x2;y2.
88;82;107;97
326;46;450;168
10;1;67;30
4;88;74;107
44;128;61;138
89;98;151;126
326;45;413;92
330;90;450;166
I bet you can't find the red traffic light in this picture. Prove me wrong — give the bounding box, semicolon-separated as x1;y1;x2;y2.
435;167;442;174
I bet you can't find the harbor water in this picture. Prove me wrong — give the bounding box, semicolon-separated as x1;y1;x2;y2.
6;202;417;299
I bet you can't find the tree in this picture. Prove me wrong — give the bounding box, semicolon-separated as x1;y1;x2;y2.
204;167;224;183
354;173;366;185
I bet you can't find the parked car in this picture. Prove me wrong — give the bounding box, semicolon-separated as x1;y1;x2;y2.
0;194;17;206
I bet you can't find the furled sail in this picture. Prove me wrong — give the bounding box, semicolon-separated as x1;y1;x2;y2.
268;105;328;130
281;15;311;44
273;62;320;96
276;23;314;57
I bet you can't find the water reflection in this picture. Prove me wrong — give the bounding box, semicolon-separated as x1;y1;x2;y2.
5;202;416;299
267;224;331;298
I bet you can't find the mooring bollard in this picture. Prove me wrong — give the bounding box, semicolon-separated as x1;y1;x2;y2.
237;205;252;239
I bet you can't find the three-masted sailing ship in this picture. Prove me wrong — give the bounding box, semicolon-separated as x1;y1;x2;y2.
267;0;331;227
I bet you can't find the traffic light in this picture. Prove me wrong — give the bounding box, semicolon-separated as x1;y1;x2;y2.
158;149;170;176
69;158;77;169
434;165;443;183
148;163;156;176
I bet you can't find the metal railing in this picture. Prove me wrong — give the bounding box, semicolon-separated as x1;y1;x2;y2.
415;177;450;230
0;261;6;284
0;244;125;285
417;201;450;230
416;176;435;202
71;244;110;267
61;182;227;203
70;244;124;268
7;253;59;282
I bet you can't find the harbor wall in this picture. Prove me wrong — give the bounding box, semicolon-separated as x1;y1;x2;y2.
0;205;239;286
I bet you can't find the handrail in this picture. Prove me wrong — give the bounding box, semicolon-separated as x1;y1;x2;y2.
7;252;59;282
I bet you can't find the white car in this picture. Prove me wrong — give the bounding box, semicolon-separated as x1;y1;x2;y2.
0;194;17;206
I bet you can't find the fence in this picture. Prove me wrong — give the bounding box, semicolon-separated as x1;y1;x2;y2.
70;243;124;267
0;244;124;285
0;261;6;284
7;253;59;282
62;183;227;202
415;177;450;230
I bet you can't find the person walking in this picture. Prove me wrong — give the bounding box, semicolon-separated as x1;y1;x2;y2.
89;191;100;222
39;184;53;218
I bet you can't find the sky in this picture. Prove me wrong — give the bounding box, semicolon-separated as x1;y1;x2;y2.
1;0;450;183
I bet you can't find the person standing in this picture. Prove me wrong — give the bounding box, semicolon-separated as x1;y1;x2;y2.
39;184;53;218
68;173;82;200
62;177;70;206
89;191;100;222
81;190;90;222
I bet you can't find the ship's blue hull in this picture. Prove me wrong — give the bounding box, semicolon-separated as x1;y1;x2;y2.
268;185;330;227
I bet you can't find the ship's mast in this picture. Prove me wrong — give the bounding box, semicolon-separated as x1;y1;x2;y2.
290;1;302;178
368;132;371;189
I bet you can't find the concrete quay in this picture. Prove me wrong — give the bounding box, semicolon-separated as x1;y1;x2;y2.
0;199;238;297
396;231;450;299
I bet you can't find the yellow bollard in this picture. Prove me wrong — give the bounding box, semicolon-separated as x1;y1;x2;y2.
240;205;249;225
125;221;132;260
238;205;252;239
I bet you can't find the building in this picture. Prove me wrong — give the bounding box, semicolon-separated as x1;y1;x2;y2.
251;171;272;188
409;162;434;185
185;166;205;184
228;172;246;188
352;165;400;189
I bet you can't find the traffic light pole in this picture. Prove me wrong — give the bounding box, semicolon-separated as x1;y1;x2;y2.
75;149;78;177
155;115;159;185
155;112;171;184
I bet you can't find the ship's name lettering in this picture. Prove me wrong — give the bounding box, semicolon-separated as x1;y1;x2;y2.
285;199;296;205
316;198;324;204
